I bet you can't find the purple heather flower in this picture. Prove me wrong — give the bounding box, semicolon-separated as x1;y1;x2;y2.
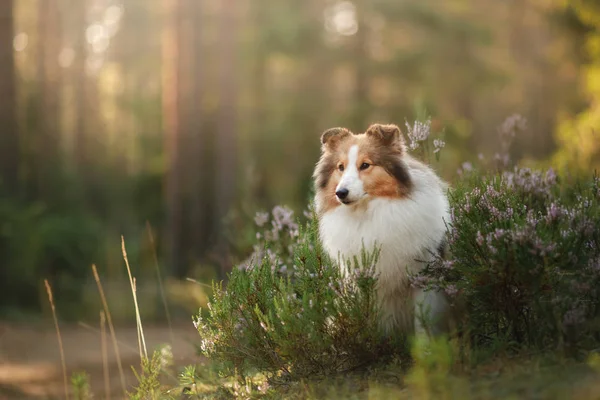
499;114;527;134
545;203;563;223
493;228;506;241
254;211;269;227
410;275;430;289
476;231;485;246
494;153;511;168
445;285;458;296
545;168;557;185
405;118;432;151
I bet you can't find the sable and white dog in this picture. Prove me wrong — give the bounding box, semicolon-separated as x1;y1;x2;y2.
313;123;451;336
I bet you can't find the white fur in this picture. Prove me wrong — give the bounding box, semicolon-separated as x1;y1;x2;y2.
336;145;365;203
318;157;450;334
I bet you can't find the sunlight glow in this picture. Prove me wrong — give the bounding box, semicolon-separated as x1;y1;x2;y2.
86;24;106;45
13;33;28;52
58;47;75;68
92;35;110;54
104;4;124;26
104;4;124;37
324;1;358;37
86;55;104;76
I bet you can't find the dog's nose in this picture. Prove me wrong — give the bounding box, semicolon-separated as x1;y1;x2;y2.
336;188;349;200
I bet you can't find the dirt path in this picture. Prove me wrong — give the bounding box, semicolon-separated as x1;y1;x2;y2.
0;321;200;399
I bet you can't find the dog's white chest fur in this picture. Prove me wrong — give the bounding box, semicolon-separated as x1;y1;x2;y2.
318;168;450;332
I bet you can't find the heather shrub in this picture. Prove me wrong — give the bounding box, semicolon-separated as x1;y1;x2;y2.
194;206;409;384
414;114;600;355
416;168;600;354
195;114;600;391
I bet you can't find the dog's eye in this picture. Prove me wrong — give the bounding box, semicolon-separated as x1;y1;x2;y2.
360;163;370;170
338;164;344;172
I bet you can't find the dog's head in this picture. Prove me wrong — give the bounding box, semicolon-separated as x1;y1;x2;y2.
313;124;413;212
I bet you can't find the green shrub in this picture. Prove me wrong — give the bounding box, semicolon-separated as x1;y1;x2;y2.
70;371;92;400
415;168;600;354
0;197;102;317
194;207;409;384
195;115;600;391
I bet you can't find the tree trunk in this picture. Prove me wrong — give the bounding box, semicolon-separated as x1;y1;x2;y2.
249;0;269;207
214;0;237;279
162;0;185;277
189;0;208;262
352;0;369;132
73;0;88;180
0;0;19;192
36;0;61;198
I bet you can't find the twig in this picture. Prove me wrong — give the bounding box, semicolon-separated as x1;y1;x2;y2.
185;277;214;290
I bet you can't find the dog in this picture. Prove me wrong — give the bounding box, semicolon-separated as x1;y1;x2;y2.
313;123;451;336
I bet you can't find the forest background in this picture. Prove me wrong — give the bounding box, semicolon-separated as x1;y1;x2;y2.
1;0;599;321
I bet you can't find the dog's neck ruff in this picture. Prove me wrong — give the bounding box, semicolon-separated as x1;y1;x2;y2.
318;173;449;283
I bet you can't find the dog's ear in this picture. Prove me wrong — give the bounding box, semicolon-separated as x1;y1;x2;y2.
320;127;351;151
365;124;404;150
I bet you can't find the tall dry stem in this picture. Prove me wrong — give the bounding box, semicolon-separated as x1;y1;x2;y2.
146;221;175;344
92;264;127;395
44;279;69;400
121;235;148;362
100;311;110;400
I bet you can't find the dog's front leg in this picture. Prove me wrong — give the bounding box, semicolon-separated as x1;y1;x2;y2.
413;288;449;338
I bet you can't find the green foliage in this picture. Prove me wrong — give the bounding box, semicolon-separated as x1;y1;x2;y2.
417;167;600;355
129;351;165;400
71;371;92;400
178;365;204;398
194;208;408;384
553;0;600;172
406;336;467;399
0;195;102;317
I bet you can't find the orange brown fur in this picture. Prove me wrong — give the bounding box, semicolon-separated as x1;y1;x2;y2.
313;124;413;214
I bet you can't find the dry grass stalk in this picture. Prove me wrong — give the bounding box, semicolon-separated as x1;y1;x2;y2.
100;311;110;400
92;264;127;395
121;235;148;362
146;221;175;344
44;279;70;400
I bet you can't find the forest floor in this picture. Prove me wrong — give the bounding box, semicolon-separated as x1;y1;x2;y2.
0;321;200;399
2;320;600;399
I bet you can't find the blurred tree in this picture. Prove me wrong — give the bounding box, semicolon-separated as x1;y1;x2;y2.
73;0;87;171
0;0;18;192
246;0;268;205
162;0;185;277
214;0;238;278
34;0;62;199
553;0;600;172
351;0;370;132
2;0;596;319
188;0;210;266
